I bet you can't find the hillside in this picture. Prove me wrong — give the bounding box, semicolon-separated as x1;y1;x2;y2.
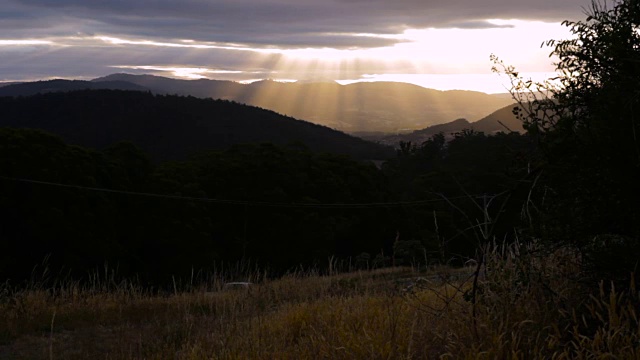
0;82;20;88
473;103;524;133
91;74;514;133
0;75;514;133
0;90;393;160
0;79;148;96
368;103;523;146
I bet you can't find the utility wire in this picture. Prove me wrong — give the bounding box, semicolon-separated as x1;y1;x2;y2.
0;175;497;209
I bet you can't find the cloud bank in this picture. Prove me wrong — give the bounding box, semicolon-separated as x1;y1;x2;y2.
6;0;587;48
1;0;591;87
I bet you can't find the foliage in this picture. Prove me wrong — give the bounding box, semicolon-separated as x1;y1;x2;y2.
392;240;425;267
0;117;537;283
493;0;640;285
383;130;537;263
0;128;397;283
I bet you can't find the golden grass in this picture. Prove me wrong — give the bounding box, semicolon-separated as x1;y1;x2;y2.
1;247;639;359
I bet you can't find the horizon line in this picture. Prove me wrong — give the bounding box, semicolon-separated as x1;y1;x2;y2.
0;72;520;95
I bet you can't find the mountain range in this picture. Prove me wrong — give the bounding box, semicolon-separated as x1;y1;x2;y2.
0;74;515;133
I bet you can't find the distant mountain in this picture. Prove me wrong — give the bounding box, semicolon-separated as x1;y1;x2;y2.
93;74;240;98
489;93;515;100
0;79;148;96
0;82;21;88
0;90;393;161
91;74;514;133
366;118;472;145
368;104;524;146
0;74;516;133
472;103;524;133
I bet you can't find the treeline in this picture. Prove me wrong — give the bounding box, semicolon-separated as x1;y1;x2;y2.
0;125;536;284
0;128;385;282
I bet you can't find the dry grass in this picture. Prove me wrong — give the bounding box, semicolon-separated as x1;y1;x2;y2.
1;246;639;359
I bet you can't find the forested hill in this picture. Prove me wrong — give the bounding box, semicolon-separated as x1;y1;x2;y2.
0;90;393;161
0;79;148;96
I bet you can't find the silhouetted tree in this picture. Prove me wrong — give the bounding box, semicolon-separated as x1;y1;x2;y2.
498;0;640;284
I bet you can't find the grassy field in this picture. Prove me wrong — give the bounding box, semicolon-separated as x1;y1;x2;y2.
1;244;639;359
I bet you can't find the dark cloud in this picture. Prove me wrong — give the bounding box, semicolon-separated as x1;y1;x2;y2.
0;37;401;82
6;0;589;48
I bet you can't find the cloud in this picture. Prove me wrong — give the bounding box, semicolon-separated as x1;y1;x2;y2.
0;36;399;82
7;0;589;49
443;21;515;29
0;0;590;83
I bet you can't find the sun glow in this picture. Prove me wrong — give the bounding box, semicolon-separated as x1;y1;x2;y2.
240;19;571;93
111;65;245;79
0;19;571;94
337;72;559;94
101;21;567;94
92;19;570;92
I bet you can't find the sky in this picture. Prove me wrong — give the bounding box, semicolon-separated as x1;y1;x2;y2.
0;0;592;93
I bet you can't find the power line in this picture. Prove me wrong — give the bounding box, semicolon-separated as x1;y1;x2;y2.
0;175;484;209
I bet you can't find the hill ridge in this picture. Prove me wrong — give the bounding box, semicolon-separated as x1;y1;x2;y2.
0;73;514;133
0;89;393;161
